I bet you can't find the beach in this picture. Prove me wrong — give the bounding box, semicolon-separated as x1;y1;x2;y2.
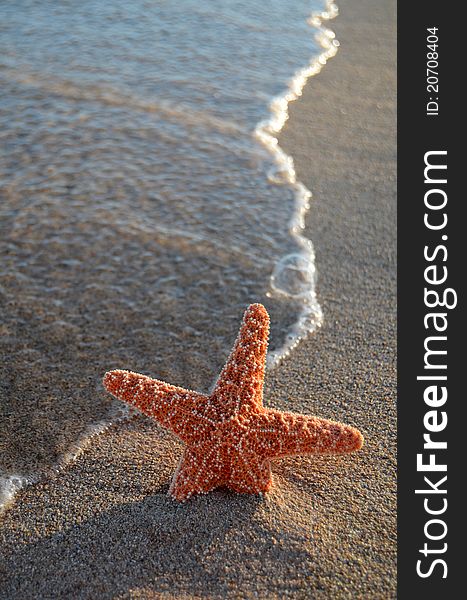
0;0;396;597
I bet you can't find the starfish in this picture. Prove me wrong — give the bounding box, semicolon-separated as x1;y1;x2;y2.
103;303;363;501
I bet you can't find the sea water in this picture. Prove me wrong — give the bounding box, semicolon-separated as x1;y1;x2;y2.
0;0;338;511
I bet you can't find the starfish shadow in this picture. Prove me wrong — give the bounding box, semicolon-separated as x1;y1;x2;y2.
1;488;317;599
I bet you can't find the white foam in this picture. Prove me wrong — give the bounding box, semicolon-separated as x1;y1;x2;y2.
0;473;37;514
0;401;133;515
256;0;339;368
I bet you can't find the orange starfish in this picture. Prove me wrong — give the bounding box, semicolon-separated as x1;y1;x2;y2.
103;303;363;501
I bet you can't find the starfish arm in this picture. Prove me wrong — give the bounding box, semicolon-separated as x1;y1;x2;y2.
103;370;214;443
211;303;270;418
258;409;363;458
169;446;225;501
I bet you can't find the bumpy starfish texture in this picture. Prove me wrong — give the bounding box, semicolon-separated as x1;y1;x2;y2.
103;303;363;501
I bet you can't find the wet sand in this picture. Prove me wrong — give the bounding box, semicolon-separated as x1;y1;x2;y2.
0;0;396;597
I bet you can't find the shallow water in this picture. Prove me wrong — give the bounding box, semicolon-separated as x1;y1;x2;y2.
0;0;337;509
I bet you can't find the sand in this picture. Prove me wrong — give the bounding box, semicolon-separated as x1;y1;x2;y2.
0;0;396;597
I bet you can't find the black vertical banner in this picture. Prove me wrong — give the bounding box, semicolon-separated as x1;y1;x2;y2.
398;1;462;596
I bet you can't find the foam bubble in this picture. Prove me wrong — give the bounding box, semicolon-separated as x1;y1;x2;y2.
271;254;316;297
0;474;36;514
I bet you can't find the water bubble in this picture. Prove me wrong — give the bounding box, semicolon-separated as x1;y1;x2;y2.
270;253;316;297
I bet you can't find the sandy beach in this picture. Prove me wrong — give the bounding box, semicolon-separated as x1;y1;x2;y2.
0;0;396;597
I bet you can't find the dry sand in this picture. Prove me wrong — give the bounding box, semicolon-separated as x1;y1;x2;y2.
0;0;396;597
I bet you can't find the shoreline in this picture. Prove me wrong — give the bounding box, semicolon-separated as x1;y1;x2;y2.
258;0;339;368
0;0;396;597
